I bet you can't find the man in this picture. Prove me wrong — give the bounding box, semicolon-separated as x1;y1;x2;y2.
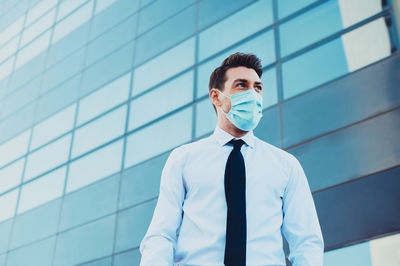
139;52;324;265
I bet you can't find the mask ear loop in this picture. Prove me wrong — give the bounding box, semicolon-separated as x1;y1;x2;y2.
212;88;229;115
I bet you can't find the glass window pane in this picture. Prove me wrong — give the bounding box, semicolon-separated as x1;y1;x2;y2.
341;18;391;72
18;166;66;214
15;30;50;70
0;16;24;47
57;0;88;21
132;37;195;96
261;67;278;109
0;55;15;80
198;0;273;61
52;0;93;44
125;106;192;168
0;129;30;168
0;158;24;194
24;133;71;181
279;0;343;57
21;8;56;47
324;241;373;266
195;98;217;138
129;70;193;130
0;188;18;222
94;0;118;15
278;0;317;19
26;0;57;25
67;139;123;193
0;35;19;63
282;38;348;99
72;105;126;158
196;30;276;99
31;104;76;150
6;237;56;266
53;215;115;266
338;0;383;28
77;73;130;126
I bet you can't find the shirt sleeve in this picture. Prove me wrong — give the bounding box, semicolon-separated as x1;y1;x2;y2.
139;148;186;266
281;154;324;266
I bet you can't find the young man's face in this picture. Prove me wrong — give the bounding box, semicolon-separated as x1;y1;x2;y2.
211;66;263;116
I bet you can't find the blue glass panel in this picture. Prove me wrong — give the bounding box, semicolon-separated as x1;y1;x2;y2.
90;0;140;40
71;105;126;158
119;152;169;209
114;199;157;252
0;219;13;253
279;0;343;57
261;67;278;109
198;0;253;30
133;37;195;96
0;129;30;168
0;102;35;143
53;215;116;266
80;41;134;97
35;74;79;123
6;236;56;266
10;198;61;249
324;241;373;266
124;106;192;168
198;0;273;61
81;256;112;266
60;173;119;231
282;38;348;99
86;14;137;66
0;188;18;222
134;5;196;66
253;106;282;148
129;71;193;130
196;30;275;99
278;0;317;18
137;0;195;35
113;249;141;266
195;98;217;138
67;139;123;193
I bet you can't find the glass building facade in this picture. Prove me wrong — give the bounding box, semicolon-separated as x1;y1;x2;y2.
0;0;399;265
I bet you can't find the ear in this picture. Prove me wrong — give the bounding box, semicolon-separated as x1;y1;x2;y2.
209;88;222;108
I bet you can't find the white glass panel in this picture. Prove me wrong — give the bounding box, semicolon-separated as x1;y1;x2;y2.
338;0;382;28
125;106;192;168
31;104;76;150
15;30;51;70
18;166;66;214
0;55;15;80
95;0;118;14
21;9;56;47
72;105;126;158
129;70;193;130
57;0;88;21
77;73;130;125
132;37;195;96
26;0;58;25
0;129;30;168
0;16;24;47
341;18;391;72
0;35;19;63
369;233;400;266
52;0;94;44
0;158;24;194
24;134;71;181
0;188;18;222
67;139;123;193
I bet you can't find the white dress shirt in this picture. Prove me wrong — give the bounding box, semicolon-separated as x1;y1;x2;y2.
139;125;324;266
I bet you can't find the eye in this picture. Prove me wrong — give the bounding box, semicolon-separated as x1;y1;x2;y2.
236;83;246;87
256;85;263;90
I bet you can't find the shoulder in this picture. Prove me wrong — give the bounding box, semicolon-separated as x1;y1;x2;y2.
167;134;214;162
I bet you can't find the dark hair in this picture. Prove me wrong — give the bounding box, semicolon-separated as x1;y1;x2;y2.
208;52;263;113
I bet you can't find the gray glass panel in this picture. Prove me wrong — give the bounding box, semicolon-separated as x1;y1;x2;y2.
119;152;169;210
115;199;157;252
60;173;119;231
53;214;116;266
282;54;400;148
288;109;400;192
9;198;61;249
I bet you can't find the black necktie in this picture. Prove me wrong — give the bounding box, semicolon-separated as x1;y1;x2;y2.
224;138;247;266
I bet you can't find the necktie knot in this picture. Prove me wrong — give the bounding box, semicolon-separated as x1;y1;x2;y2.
229;138;245;150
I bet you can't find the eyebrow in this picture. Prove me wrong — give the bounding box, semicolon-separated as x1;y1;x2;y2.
233;79;263;85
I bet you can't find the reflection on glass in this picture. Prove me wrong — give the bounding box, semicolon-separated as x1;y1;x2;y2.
0;129;30;168
26;0;57;25
21;9;56;47
0;158;24;194
0;188;18;222
57;0;88;21
129;70;193;130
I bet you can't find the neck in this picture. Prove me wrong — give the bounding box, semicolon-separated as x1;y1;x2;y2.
217;118;248;138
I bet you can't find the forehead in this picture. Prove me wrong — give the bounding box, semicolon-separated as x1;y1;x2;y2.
225;66;260;83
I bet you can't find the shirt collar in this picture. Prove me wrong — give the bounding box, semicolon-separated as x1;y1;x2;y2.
212;124;255;149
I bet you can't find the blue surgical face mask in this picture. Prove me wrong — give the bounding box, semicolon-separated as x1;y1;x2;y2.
216;88;263;131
